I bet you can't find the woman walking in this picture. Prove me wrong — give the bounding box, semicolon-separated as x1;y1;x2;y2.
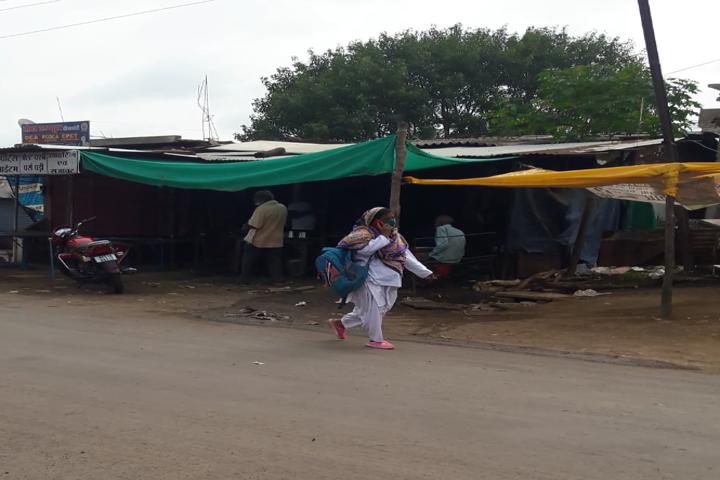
329;207;434;349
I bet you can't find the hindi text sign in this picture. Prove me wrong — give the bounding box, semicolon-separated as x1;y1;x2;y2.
21;121;90;146
0;150;79;176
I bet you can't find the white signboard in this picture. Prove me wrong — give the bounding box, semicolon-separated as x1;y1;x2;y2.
0;150;79;176
588;184;667;204
589;179;720;210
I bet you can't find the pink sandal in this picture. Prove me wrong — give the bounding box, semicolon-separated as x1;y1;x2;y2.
328;319;346;340
366;341;394;350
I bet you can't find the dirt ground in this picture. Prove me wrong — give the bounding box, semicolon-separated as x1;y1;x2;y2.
2;269;720;372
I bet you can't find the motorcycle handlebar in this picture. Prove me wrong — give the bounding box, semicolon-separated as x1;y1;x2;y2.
72;216;97;234
75;216;96;228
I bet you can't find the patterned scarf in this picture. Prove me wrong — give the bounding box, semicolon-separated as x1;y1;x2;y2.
337;207;409;274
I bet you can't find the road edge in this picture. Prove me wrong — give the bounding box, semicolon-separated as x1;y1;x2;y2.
194;310;698;371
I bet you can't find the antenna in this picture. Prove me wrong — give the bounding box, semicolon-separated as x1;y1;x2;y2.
197;75;219;141
56;97;65;122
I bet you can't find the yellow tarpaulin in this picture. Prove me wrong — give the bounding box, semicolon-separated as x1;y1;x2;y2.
404;163;720;210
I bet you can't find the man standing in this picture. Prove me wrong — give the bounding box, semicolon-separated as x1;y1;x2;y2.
241;190;288;284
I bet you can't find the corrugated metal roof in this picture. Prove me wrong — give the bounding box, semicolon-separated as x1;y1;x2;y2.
198;139;666;161
0;144;147;153
205;138;665;159
412;134;653;148
196;153;294;162
412;135;556;147
425;139;665;158
0;138;668;164
207;141;351;155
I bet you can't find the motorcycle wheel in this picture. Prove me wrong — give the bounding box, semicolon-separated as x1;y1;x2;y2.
106;274;124;294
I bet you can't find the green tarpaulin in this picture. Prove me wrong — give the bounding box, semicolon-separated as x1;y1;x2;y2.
80;135;515;191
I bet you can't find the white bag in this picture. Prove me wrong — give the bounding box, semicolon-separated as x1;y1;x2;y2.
244;229;256;244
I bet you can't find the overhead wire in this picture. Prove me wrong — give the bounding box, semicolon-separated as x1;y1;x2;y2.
0;0;218;39
665;58;720;76
0;0;60;13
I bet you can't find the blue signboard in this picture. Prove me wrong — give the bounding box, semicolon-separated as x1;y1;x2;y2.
0;175;44;221
17;175;44;221
21;121;90;146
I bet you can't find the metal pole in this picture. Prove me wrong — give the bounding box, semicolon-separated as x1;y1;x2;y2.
12;175;20;264
637;0;679;318
12;175;19;233
389;122;408;225
66;175;74;226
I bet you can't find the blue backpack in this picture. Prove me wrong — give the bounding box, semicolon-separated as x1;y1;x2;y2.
315;247;368;305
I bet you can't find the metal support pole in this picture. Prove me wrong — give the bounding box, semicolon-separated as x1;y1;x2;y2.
12;175;19;233
66;175;74;226
11;175;20;264
48;237;55;278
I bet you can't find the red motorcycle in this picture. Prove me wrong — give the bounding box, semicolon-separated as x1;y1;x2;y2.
52;217;134;294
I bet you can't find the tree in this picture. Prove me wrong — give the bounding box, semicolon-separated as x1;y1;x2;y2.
491;64;701;140
235;25;647;142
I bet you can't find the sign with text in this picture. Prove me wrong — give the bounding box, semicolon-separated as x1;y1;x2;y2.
0;150;80;175
588;184;667;204
588;178;720;210
21;121;90;146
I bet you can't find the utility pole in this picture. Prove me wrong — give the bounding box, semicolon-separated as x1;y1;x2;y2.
389;122;408;226
637;0;680;318
701;84;720;218
710;84;720;165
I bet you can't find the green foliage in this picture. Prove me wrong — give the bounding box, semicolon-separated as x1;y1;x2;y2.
491;65;701;140
235;25;691;143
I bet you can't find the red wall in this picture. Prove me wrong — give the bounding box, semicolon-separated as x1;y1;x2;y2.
47;172;194;238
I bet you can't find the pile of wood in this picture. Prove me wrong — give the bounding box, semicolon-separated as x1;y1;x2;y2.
473;270;636;302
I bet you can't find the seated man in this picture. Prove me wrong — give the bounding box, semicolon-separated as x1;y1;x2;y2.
429;215;466;264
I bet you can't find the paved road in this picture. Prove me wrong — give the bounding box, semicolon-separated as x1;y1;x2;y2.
1;298;719;479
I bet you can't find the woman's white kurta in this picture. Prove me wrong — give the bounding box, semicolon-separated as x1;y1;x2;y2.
341;236;432;342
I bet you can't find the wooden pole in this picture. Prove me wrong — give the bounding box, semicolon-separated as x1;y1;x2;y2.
637;0;680;318
567;192;595;277
389;122;409;225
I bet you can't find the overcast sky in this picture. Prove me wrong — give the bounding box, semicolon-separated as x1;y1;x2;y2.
0;0;717;145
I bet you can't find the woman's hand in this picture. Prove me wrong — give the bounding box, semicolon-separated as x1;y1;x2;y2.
425;273;437;280
378;223;394;238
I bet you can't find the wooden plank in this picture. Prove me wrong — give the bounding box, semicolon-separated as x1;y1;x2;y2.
402;299;465;311
510;270;555;291
494;291;573;302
